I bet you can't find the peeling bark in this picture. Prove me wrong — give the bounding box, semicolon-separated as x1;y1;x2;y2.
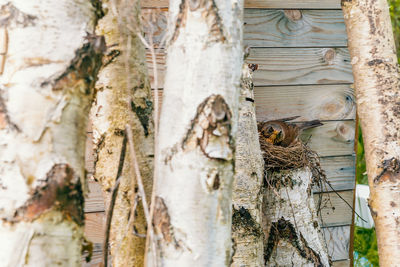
342;0;400;265
147;0;244;265
231;65;264;267
0;1;103;266
263;169;330;267
91;0;154;266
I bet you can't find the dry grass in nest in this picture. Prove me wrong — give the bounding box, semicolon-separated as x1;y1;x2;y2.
259;136;330;193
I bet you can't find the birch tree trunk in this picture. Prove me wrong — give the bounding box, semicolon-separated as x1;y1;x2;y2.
91;0;154;266
147;0;244;265
0;1;103;266
231;64;264;267
342;0;400;265
263;168;330;266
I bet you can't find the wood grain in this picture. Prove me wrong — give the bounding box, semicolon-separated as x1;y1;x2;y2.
254;84;355;121
141;0;342;9
315;190;354;227
323;226;351;261
244;9;346;47
85;212;105;244
247;48;353;86
332;259;350;267
317;156;356;192
141;9;347;48
146;48;353;88
301;120;355;157
85;181;105;213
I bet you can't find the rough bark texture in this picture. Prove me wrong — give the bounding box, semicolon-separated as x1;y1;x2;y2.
147;0;244;265
231;64;264;267
91;0;154;266
342;0;400;265
263;169;330;266
0;1;103;266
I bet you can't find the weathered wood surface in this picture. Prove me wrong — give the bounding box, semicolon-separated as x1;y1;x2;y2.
323;226;351;261
141;0;342;9
318;156;355;192
142;10;347;48
248;48;353;86
254;84;355;121
146;48;353;88
244;10;346;47
315;190;354;227
301;120;355;157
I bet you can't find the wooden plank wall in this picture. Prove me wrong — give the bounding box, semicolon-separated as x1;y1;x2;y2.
83;0;355;266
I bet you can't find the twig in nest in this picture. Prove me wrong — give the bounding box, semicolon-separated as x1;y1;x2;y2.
103;132;128;267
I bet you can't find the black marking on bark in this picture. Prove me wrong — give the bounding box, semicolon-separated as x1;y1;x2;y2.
245;97;255;103
299;232;323;267
182;94;233;160
90;0;105;22
103;49;120;67
11;164;84;225
170;0;227;44
93;134;106;179
0;3;37;27
0;93;20;131
82;238;94;263
374;157;400;184
264;217;325;266
232;206;263;238
131;98;153;136
367;59;384;66
43;34;105;93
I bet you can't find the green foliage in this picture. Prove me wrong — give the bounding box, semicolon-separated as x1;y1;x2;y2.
356;126;368;185
354;226;379;266
389;0;400;62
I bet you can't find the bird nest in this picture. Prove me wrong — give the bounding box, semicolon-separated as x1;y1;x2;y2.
259;137;328;191
259;138;309;170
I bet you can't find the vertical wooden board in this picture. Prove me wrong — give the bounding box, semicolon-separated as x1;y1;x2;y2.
247;48;353;86
141;0;342;9
301;120;355;157
244;10;346;47
323;226;350;261
314;190;353;227
254;84;355;122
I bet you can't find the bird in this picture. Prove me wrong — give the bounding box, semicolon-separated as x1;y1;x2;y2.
258;116;323;147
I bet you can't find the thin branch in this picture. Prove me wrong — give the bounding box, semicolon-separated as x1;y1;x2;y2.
125;124;158;266
103;133;128;267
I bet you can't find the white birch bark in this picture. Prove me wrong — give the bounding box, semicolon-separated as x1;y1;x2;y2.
147;0;244;265
263;169;330;266
231;64;264;267
0;1;103;266
342;0;400;265
91;0;154;266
